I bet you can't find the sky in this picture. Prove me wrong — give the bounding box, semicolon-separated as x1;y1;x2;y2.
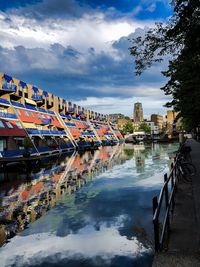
0;0;172;117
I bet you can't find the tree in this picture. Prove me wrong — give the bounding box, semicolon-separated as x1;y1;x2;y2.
129;1;200;130
122;121;134;133
139;122;151;133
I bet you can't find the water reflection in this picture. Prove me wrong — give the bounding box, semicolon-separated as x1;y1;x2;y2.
0;143;178;267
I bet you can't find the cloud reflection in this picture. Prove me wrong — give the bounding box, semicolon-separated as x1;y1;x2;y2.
0;224;150;267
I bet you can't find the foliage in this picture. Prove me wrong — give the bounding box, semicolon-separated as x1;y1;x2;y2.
139;122;151;133
129;0;200;129
122;121;134;133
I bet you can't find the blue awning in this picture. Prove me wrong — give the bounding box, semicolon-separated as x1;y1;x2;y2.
19;81;27;88
43;91;48;96
3;74;12;83
32;86;38;93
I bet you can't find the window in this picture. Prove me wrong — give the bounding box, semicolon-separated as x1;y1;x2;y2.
0;139;6;151
15;109;21;116
29;112;34;117
24;111;29;117
0;121;5;128
5;122;13;128
15;122;23;129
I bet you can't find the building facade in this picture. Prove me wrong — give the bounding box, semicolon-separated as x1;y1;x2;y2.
151;114;164;130
133;102;143;123
0;72;123;158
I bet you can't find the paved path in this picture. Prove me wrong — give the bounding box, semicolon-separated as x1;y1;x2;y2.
153;139;200;266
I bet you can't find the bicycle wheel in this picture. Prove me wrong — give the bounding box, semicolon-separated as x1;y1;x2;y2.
176;164;184;182
181;163;196;183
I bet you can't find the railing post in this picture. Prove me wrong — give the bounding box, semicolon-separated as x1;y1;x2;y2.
171;163;175;213
164;173;170;233
171;163;174;189
152;196;160;251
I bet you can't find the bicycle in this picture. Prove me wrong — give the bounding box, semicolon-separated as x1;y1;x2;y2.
176;154;196;183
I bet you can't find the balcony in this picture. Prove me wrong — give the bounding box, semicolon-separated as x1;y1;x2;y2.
0;98;10;105
48;110;55;115
38;107;47;113
65;122;76;127
27;129;41;135
2;83;17;92
0;112;17;119
40;130;51;135
50;130;66;135
11;101;25;108
32;94;43;101
41;118;52;125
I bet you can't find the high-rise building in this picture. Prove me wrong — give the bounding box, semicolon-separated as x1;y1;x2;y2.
133;102;143;123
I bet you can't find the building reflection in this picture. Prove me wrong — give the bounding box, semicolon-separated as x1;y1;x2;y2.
0;145;126;246
133;145;145;171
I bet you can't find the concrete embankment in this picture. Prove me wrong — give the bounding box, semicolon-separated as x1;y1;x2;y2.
153;139;200;267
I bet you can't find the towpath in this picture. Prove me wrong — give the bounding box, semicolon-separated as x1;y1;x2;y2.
153;139;200;266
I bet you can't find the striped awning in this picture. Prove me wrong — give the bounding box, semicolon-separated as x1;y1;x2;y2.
22;122;37;129
25;98;36;106
3;74;12;83
43;91;48;97
32;86;38;93
19;81;27;88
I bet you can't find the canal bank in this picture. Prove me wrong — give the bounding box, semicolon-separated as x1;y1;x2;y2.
153;139;200;267
0;143;178;267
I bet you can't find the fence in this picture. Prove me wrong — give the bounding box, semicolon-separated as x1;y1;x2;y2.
152;159;178;251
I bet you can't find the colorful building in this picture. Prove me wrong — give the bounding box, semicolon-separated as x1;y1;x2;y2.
0;73;123;159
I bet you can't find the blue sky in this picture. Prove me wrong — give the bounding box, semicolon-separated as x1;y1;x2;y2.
0;0;172;116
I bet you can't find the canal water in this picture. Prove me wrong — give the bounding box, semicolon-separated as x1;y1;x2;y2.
0;143;178;267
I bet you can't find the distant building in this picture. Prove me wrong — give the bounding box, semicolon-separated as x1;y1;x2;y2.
146;121;160;135
117;118;132;131
109;113;131;131
166;110;182;133
109;113;126;121
133;102;143;123
166;110;179;124
151;114;164;129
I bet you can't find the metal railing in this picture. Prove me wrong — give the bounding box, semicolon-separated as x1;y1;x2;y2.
152;159;178;251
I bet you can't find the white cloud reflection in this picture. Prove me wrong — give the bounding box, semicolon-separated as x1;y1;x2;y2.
0;223;150;267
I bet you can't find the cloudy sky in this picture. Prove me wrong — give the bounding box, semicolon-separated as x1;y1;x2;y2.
0;0;172;117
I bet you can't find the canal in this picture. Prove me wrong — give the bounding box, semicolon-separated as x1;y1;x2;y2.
0;143;178;267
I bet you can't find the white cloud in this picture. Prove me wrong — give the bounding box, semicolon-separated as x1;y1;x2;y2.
0;224;150;267
0;10;154;52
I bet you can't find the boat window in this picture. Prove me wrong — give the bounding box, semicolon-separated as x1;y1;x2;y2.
29;112;34;117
